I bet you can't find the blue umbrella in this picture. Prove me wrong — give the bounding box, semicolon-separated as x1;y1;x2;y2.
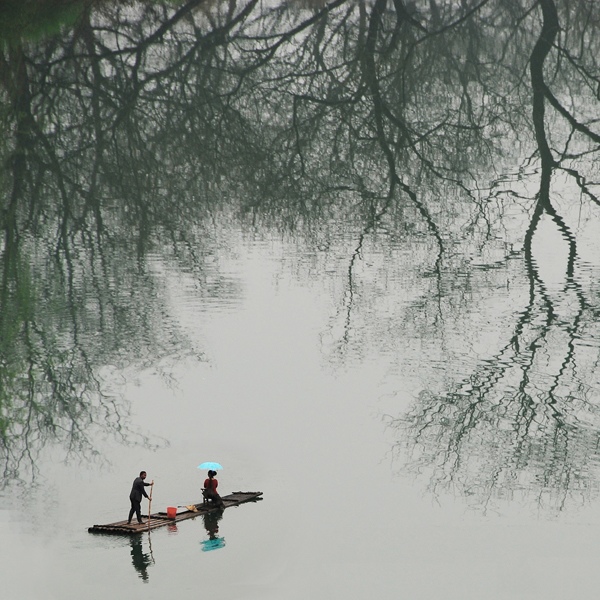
197;462;223;470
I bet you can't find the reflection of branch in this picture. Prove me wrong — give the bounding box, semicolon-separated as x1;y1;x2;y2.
415;0;492;42
554;43;600;96
363;0;444;264
531;0;600;148
247;0;350;65
326;0;449;355
339;227;366;349
544;88;600;145
558;166;600;207
530;0;558;169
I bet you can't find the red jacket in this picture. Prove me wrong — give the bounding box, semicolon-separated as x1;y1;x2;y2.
204;478;218;492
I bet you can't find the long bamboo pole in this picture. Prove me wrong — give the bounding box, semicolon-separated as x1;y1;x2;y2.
147;480;154;531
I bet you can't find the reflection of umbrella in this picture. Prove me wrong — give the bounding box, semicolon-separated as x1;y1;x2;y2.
197;462;223;470
200;537;226;552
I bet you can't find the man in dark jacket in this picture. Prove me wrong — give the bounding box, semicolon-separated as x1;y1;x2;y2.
128;471;153;524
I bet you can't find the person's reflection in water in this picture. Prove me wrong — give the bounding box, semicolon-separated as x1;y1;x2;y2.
201;509;226;552
130;537;152;582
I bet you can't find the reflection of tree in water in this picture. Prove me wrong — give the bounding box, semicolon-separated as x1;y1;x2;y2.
0;1;244;486
383;0;600;510
388;279;600;510
130;536;152;582
0;0;600;504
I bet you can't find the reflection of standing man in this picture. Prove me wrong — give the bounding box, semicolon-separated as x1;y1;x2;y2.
130;537;151;582
128;471;153;524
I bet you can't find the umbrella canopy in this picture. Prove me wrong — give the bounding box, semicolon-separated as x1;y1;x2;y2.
197;462;223;470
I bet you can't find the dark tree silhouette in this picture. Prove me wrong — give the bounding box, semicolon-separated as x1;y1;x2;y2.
1;0;599;505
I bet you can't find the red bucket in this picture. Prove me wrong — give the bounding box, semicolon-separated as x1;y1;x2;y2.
167;506;177;519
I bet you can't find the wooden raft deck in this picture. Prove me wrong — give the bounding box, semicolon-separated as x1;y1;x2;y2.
88;491;262;535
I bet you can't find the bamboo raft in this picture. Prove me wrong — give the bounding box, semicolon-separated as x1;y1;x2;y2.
88;491;262;535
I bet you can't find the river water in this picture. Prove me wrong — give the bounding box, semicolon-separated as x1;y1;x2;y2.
2;1;600;599
3;222;600;600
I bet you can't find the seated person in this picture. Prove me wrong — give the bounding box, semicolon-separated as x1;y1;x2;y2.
203;470;224;508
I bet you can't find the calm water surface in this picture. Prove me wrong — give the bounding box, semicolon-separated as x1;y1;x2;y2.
3;229;600;600
2;1;600;598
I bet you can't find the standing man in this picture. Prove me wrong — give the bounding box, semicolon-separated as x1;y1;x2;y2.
128;471;153;524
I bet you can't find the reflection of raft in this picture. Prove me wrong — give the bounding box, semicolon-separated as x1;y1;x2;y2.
88;491;262;535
